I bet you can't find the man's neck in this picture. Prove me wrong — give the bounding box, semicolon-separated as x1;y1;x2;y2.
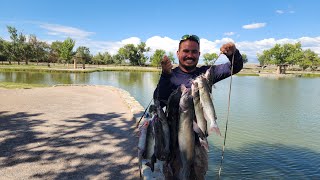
178;65;196;73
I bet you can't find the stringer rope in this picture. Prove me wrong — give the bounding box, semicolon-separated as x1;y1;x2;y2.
218;51;236;178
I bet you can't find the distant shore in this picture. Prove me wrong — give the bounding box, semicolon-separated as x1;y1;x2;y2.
0;63;319;77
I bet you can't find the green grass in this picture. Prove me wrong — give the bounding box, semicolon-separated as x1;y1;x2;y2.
0;82;49;89
236;73;259;76
98;66;160;72
301;73;320;77
0;64;160;73
0;63;319;76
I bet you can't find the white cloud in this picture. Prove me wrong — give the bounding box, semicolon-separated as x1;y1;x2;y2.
39;23;95;39
242;23;266;29
121;37;141;45
275;9;295;14
145;36;178;53
276;10;284;14
76;37;141;55
81;35;320;64
224;32;235;36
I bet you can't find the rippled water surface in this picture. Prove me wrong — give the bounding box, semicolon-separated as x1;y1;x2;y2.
1;71;320;179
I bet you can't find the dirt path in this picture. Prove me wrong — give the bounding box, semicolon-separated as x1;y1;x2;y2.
0;85;144;180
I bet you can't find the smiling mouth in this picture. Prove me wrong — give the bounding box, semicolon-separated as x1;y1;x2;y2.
184;59;195;62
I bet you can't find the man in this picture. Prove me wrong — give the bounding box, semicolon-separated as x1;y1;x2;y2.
154;34;243;107
153;34;243;179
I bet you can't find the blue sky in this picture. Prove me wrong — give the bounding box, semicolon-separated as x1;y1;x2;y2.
1;0;320;64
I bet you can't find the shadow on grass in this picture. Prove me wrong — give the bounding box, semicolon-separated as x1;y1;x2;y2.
0;111;142;180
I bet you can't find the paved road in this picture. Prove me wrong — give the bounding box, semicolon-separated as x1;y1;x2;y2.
0;85;144;180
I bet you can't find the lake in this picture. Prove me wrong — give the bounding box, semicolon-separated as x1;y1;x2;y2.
1;71;320;179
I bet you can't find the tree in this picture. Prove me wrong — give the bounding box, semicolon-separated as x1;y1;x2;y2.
6;26;19;64
103;52;113;64
19;33;35;65
0;38;8;64
150;49;165;67
297;49;320;71
75;46;90;69
203;53;218;65
6;26;32;65
257;42;304;74
242;53;248;63
112;53;125;65
28;35;49;65
92;53;104;65
49;41;63;65
60;38;75;66
136;42;150;65
167;52;175;64
117;42;150;66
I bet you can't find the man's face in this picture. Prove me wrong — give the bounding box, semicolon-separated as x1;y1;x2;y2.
177;40;200;72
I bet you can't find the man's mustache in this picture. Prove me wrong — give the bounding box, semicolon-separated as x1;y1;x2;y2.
183;58;196;61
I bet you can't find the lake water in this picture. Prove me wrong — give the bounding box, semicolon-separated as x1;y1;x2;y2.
1;71;320;179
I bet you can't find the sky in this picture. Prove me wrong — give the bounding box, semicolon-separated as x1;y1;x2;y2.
1;0;320;64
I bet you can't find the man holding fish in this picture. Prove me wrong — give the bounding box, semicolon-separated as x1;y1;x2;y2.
152;34;243;179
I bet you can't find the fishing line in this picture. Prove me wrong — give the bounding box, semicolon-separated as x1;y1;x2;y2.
212;53;222;66
137;60;164;178
218;51;236;178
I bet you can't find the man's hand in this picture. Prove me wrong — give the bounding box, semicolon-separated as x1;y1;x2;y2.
161;55;173;75
220;42;236;56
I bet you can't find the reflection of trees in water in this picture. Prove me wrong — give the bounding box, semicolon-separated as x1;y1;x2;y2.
114;72;147;90
1;71;161;88
3;71;15;82
117;72;143;87
72;73;90;84
1;71;81;85
3;71;51;84
14;72;27;83
150;72;161;85
49;73;73;84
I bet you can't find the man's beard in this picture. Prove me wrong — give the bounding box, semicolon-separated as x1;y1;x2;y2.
181;58;197;71
182;64;197;71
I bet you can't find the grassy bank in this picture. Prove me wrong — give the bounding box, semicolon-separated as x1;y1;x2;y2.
0;63;319;76
0;63;160;73
0;82;49;89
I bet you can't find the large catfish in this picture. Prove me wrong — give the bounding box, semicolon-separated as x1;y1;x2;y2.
204;67;214;90
197;75;221;136
178;85;195;180
165;87;182;176
154;99;171;161
153;115;166;161
191;81;209;152
165;87;182;158
138;119;149;167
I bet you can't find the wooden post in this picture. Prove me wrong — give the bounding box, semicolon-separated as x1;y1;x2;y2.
276;66;281;74
73;57;77;69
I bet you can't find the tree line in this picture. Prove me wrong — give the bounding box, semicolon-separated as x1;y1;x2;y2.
0;26;175;68
257;42;320;71
1;26;319;70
